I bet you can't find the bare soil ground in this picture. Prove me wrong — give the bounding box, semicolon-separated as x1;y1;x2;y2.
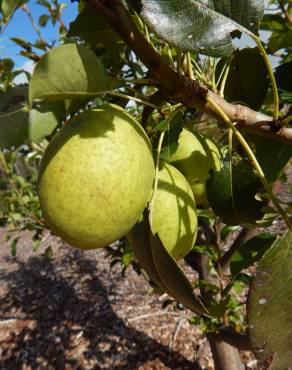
0;227;259;370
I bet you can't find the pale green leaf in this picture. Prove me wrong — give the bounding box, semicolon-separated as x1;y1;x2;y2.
29;43;114;102
28;101;66;143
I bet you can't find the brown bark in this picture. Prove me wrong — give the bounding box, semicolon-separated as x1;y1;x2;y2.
207;333;245;370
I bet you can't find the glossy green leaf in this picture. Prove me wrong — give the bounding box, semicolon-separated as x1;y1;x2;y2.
230;232;276;276
141;0;264;57
29;43;114;102
216;48;269;110
206;161;267;226
247;231;292;369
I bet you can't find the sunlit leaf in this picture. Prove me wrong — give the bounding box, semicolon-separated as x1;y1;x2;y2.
29;43;115;102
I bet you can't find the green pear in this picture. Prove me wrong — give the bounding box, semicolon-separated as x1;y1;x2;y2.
38;104;155;249
150;163;197;260
169;129;221;205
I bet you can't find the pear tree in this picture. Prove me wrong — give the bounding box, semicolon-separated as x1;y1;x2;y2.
1;0;292;369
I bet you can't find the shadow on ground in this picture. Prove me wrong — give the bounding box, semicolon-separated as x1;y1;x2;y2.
0;248;201;369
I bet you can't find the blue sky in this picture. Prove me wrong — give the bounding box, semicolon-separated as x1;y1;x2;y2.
0;0;78;69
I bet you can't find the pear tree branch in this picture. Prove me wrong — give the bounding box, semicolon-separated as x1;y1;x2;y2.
86;0;292;145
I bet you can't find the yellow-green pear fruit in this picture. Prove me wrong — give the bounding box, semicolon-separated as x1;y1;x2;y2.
150;163;197;260
169;129;221;205
38;104;155;249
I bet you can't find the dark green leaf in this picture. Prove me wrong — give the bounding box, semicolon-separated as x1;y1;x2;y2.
10;237;19;256
150;230;208;315
38;14;49;27
160;111;184;161
131;211;208;315
230;232;276;276
247;231;292;369
35;0;51;10
251;135;292;183
11;37;32;52
141;0;264;57
216;48;269;110
206;161;267;226
68;5;119;46
130;216;168;289
275;60;292;93
29;43;115;102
